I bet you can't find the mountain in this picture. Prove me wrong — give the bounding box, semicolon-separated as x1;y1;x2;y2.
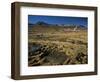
35;21;50;26
28;23;34;27
28;21;87;33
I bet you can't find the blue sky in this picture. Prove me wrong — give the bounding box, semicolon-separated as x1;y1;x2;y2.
28;15;88;27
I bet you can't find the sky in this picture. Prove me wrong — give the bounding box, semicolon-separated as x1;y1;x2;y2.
28;15;88;27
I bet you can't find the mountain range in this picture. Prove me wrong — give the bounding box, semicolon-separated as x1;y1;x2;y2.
28;21;87;33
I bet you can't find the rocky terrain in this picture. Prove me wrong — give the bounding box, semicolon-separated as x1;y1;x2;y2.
28;22;88;66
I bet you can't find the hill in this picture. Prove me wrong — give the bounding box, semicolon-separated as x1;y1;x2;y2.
28;21;87;34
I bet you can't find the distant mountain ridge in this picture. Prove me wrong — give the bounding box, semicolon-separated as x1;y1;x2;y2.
29;21;87;28
35;21;50;26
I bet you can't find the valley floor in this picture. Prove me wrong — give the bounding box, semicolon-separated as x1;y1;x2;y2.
28;31;88;66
